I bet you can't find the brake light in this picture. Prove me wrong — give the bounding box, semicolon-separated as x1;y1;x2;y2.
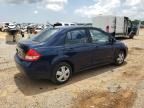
25;49;41;61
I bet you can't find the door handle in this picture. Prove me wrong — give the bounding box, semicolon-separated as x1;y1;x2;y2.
95;46;99;48
65;48;74;51
68;48;74;50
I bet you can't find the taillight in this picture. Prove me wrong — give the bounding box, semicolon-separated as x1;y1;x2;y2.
24;49;41;61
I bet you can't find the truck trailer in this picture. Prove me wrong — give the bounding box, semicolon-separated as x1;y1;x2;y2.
92;15;136;38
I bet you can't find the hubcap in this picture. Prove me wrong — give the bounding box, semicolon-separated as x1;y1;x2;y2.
117;52;124;64
56;66;70;82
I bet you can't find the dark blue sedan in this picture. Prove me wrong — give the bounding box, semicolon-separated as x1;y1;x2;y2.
15;27;128;84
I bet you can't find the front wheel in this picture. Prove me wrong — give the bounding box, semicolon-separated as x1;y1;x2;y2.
114;51;125;66
51;62;72;84
129;32;135;39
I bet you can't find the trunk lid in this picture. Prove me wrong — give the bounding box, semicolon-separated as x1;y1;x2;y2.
16;39;43;59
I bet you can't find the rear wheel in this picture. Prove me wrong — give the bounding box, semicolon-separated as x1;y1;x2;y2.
114;51;125;65
51;62;72;84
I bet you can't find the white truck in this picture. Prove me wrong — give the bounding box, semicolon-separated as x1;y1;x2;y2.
92;15;136;38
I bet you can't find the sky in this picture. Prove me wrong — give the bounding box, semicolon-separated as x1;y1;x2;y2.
0;0;144;23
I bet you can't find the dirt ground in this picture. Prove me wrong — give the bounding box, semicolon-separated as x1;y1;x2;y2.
0;30;144;108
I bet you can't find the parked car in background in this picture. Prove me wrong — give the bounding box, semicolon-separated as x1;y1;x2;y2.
15;27;128;84
8;23;17;30
21;26;27;33
34;25;44;34
1;22;9;32
53;22;92;27
53;22;76;27
76;23;92;27
27;24;35;34
0;23;3;31
44;23;53;29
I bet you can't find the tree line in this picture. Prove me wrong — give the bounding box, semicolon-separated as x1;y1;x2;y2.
132;20;144;25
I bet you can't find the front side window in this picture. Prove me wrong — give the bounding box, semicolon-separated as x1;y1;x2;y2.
65;29;88;45
89;29;109;43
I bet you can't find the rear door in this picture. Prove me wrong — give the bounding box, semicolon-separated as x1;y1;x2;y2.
64;28;93;71
88;28;114;65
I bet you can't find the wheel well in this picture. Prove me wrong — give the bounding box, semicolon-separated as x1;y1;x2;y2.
120;49;126;58
59;60;74;73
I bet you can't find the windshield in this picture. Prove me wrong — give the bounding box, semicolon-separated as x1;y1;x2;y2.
31;28;60;42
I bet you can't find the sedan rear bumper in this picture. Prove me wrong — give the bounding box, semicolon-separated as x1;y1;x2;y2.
15;54;52;79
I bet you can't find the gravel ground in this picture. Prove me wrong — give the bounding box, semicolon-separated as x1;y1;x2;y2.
0;30;144;108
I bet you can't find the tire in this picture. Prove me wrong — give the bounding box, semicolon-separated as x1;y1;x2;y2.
114;51;125;66
129;32;134;39
51;62;72;84
129;34;134;39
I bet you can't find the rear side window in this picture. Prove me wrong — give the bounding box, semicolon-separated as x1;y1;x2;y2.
89;29;109;43
31;28;59;42
65;29;88;45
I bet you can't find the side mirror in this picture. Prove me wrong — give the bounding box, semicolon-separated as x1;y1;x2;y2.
109;37;116;44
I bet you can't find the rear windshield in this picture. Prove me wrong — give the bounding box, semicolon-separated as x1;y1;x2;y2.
31;28;59;42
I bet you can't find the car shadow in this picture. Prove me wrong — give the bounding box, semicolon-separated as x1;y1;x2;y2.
116;37;130;40
6;41;17;45
14;62;127;96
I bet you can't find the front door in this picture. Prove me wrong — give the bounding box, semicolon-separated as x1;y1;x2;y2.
88;28;114;65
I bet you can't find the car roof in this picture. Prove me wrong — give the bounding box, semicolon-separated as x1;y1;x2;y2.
52;26;100;31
